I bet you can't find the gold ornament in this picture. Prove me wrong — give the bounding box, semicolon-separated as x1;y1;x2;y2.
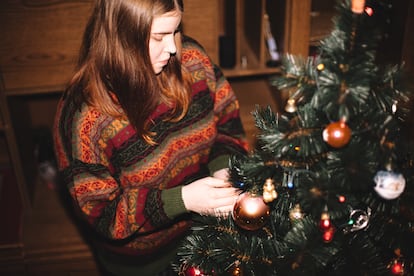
230;261;243;276
285;98;297;113
263;178;277;203
339;63;349;72
289;204;304;221
317;63;325;71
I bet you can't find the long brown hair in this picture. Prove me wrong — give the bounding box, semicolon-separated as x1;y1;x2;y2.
65;0;191;143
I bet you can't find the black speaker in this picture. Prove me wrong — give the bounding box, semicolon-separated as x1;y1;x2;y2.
219;35;235;69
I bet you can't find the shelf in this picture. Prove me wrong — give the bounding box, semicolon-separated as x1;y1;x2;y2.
223;66;281;78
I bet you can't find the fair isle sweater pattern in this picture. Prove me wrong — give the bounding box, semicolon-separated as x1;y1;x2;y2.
53;37;249;255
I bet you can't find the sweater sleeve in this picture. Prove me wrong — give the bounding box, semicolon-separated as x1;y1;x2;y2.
161;186;187;219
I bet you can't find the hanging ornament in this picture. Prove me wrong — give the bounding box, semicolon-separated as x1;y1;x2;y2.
229;261;243;276
373;170;406;200
319;210;331;231
319;207;335;242
232;192;270;231
351;0;365;14
322;227;335;243
344;208;371;233
317;63;325;71
289;204;304;222
339;63;349;73
263;178;278;203
388;249;408;275
388;258;405;275
181;265;210;276
322;119;352;148
285;98;297;113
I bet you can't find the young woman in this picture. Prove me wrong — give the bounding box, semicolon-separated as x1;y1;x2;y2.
53;0;249;275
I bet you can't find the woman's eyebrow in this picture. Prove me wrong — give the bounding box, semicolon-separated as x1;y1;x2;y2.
152;23;182;35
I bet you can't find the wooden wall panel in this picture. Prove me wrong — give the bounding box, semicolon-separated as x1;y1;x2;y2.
283;0;311;57
182;0;219;63
0;1;93;94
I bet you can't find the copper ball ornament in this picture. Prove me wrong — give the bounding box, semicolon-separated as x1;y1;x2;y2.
232;192;270;231
322;120;352;148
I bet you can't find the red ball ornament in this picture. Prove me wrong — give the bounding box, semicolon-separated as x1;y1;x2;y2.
389;259;404;275
232;193;270;231
184;266;208;276
322;120;352;148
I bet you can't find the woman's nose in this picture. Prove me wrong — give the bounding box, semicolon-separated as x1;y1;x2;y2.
165;35;177;55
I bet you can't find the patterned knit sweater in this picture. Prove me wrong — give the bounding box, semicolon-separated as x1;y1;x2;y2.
53;37;249;257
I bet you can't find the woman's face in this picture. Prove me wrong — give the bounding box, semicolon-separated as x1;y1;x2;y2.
149;10;182;74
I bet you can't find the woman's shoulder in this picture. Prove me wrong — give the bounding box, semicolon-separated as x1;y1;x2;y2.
182;35;206;52
181;36;212;66
181;36;215;79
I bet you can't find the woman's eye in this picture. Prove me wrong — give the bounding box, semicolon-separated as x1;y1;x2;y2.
152;34;163;41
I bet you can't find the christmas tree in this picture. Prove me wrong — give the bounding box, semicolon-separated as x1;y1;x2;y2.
176;0;414;275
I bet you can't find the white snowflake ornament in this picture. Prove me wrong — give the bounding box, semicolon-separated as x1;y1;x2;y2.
373;170;406;200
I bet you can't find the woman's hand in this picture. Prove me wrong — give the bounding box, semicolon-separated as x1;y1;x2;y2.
212;168;230;181
182;176;238;216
